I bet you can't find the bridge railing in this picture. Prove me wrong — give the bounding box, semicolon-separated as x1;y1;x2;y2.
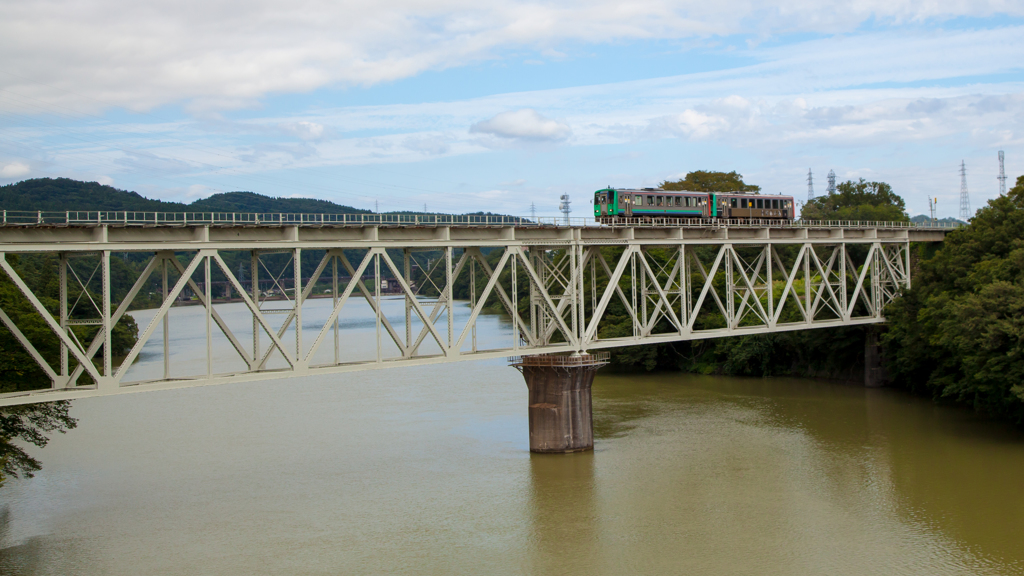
0;210;962;230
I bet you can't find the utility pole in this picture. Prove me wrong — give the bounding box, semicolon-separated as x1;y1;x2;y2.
807;169;814;202
998;151;1007;196
559;194;571;226
928;197;937;224
959;160;971;221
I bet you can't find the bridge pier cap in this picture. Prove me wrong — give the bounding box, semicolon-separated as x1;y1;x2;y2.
510;353;609;454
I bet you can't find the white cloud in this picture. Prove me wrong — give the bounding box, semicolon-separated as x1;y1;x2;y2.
470;109;571;141
1;162;31;178
279;121;327;141
3;0;1021;113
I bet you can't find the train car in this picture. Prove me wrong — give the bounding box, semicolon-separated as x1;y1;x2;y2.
594;188;795;222
712;193;795;220
593;188;711;221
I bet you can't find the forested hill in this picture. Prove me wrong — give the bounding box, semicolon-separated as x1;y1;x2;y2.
910;214;966;225
0;178;371;214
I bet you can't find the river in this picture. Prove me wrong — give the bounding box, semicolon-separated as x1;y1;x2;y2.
1;298;1023;575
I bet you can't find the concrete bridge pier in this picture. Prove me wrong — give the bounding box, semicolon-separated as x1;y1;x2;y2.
511;353;610;453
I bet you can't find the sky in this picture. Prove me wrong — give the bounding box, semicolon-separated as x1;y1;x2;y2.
1;1;1022;219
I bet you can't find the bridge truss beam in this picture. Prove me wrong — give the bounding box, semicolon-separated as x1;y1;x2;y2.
0;228;911;406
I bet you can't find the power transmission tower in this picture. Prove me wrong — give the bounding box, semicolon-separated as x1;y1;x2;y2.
959;160;971;221
998;151;1007;196
375;200;379;213
559;194;571;225
530;202;536;221
827;170;836;195
424;203;428;213
807;169;814;201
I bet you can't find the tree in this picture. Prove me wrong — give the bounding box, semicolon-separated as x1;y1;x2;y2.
801;178;908;222
0;401;76;486
882;175;1024;424
661;171;760;192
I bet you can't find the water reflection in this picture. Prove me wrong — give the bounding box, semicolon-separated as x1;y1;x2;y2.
527;453;597;574
590;373;1024;574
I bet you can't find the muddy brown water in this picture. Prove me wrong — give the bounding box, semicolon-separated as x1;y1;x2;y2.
1;299;1022;575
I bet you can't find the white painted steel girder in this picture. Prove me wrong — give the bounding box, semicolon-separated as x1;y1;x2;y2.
0;223;918;406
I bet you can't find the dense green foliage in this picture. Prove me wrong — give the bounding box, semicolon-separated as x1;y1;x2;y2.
661;170;760;192
883;176;1024;424
801;179;909;222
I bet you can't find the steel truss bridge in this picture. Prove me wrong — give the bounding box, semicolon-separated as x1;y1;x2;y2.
0;213;950;406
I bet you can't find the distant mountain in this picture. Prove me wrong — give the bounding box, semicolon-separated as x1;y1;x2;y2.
0;178;179;212
910;214;966;225
0;178;371;214
189;191;369;214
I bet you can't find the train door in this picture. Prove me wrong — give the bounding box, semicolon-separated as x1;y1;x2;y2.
623;192;632;217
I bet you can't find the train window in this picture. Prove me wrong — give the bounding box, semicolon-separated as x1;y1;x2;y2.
770;199;777;209
656;196;663;206
730;198;737;208
675;197;681;206
647;195;654;205
635;196;642;205
740;198;748;208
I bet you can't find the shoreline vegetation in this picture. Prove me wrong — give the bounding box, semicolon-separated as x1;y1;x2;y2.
1;173;1023;486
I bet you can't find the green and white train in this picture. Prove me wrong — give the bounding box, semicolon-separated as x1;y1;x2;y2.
593;188;796;222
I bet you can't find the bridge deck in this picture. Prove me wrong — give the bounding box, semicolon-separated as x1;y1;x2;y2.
0;212;952;249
